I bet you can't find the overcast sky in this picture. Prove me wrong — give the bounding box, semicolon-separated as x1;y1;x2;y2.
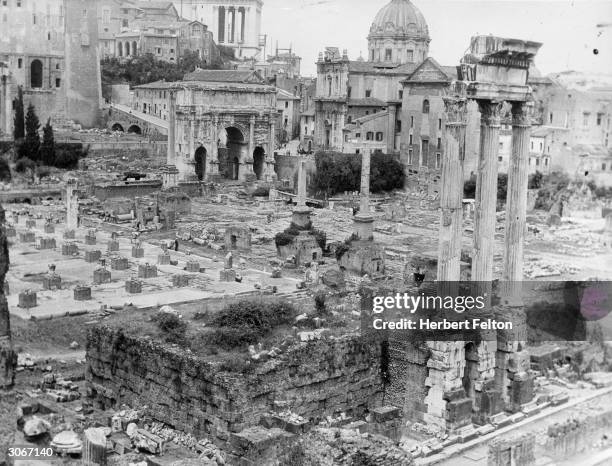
259;0;612;77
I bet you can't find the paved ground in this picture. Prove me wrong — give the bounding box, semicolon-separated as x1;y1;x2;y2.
7;215;301;320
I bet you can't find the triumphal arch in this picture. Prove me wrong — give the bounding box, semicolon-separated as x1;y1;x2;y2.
165;70;278;182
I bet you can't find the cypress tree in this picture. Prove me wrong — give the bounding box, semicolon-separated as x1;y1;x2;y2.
23;104;40;162
40;118;55;166
13;86;25;140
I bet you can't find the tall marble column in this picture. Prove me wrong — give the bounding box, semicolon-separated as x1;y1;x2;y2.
210;114;219;176
387;104;397;154
297;158;307;207
437;99;467;282
248;115;255;158
472;100;503;282
167;90;176;166
354;150;374;241
503;102;531;289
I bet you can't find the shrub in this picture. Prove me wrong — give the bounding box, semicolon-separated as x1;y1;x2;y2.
219;354;252;373
153;311;187;344
314;292;327;316
0;157;11;182
275;231;297;247
311;228;327;250
252;186;270;197
15;157;35;173
210;327;260;350
212;299;296;335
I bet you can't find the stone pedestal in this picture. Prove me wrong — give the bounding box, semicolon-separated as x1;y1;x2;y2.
43;275;62;291
158;252;171;265
63;230;75;240
93;268;111;285
185;260;200;273
19;231;35;243
138;264;157;278
6;226;16;237
172;274;190;287
125;279;142;294
219;269;237;282
85;234;97;246
18;291;37;308
108;240;120;253
74;286;92;301
291;207;312;229
111;257;129;271
131;246;144;258
85;250;102;263
83;428;107;466
25;219;36;229
353;213;374;241
62;243;79;256
44;224;55;234
37;237;56;250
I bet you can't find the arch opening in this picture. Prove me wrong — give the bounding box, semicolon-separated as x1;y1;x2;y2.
111;123;125;132
31;60;43;88
219;126;245;180
127;125;142;135
195;146;207;181
253;147;265;180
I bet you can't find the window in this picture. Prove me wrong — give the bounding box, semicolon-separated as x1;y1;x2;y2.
376;132;383;141
409;134;413;145
498;156;503;162
421;139;429;166
347;116;352;123
30;59;43;88
396;120;401;132
103;9;110;24
82;8;87;18
438;119;442;130
157;48;162;54
536;159;540;166
32;13;36;24
365;90;372;98
347;86;352;98
16;0;21;6
597;113;604;126
385;48;392;61
356;132;361;138
603;163;607;171
344;135;348;142
47;32;51;40
1;1;6;6
530;141;534;150
549;112;553;124
366;132;373;141
545;159;549;167
583;112;590;127
370;50;374;61
436;153;441;169
55;78;60;88
285;101;288;108
408;148;414;164
365;111;369;115
437;137;441;150
398;90;403;99
327;77;332;96
422;99;430;114
122;19;128;28
410;116;414;128
539;142;543;151
407;50;414;62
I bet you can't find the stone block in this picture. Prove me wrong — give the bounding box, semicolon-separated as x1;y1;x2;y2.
37;237;56;250
185;260;200;273
457;424;478;443
93;268;111;285
85;235;97;245
18;291;37;308
521;401;541;416
19;231;36;243
219;269;237;282
138;264;157;279
131;247;144;258
550;393;569;406
25;219;36;229
44;224;55;234
271;268;282;279
85;250;102;263
63;230;75;239
371;406;401;423
42;275;62;291
6;226;16;237
476;424;495;436
490;412;512;428
74;286;92;301
509;412;525;423
62;243;79;256
111;257;129;271
158;253;171;265
172;274;190;287
107;240;120;252
125;279;142;294
343;420;368;433
442;435;459;448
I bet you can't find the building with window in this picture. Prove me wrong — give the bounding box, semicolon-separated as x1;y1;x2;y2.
0;0;101;135
276;88;300;142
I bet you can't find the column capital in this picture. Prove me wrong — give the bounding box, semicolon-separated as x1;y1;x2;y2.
443;97;468;125
511;101;533;127
477;100;504;126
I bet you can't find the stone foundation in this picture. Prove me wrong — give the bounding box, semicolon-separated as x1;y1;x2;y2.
37;237;57;250
131;247;144;258
172;274;190;287
63;230;76;239
18;291;37;308
185;260;200;273
138;264;157;279
111;257;129;271
219;269;236;282
86;327;383;447
42;275;62;291
108;240;120;252
74;286;92;301
125;279;142;294
85;250;102;263
62;243;79;256
158;252;171;265
19;231;35;243
93;268;111;285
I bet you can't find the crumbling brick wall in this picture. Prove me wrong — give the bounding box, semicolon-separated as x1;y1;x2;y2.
86;326;383;447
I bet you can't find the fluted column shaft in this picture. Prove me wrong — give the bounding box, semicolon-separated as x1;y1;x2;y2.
167;91;176;166
360;150;371;214
472;101;503;282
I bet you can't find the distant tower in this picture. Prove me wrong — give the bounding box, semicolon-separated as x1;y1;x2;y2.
367;0;430;64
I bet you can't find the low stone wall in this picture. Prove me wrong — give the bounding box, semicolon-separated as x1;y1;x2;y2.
86;326;383;447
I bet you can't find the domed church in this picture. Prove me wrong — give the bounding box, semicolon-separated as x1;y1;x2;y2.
311;0;478;184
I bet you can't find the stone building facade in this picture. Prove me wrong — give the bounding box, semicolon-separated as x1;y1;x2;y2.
0;0;102;134
133;69;277;181
179;0;263;59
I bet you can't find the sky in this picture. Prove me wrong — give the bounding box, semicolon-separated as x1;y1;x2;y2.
258;0;612;77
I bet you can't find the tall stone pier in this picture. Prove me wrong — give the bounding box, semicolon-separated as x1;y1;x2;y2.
0;204;16;388
354;150;374;241
65;178;79;231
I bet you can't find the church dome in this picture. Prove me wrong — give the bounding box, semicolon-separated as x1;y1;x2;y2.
369;0;430;40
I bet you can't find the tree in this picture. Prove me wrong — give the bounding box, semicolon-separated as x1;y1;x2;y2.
40;118;56;166
22;104;41;162
12;86;24;140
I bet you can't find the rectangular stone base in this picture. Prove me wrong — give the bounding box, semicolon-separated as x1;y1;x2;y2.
108;241;120;252
18;292;37;308
85;250;102;263
74;286;92;301
25;219;36;228
219;269;237;282
138;264;157;279
19;232;35;243
42;275;62;291
38;238;56;250
63;230;76;239
111;257;129;271
172;275;190;287
62;244;79;256
6;227;16;237
131;247;144;258
125;280;142;294
185;261;200;273
85;236;97;245
44;224;55;234
158;253;171;265
93;269;112;285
